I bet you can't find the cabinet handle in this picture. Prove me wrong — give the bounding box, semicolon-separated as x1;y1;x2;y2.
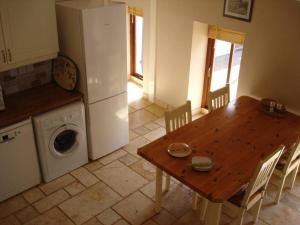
8;49;12;62
1;50;6;63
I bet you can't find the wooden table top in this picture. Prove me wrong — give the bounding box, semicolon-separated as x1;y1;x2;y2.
138;96;300;203
0;83;82;129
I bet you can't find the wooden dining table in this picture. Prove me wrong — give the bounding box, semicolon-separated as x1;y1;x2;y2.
138;96;300;225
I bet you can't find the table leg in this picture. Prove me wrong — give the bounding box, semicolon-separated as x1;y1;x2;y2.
205;200;222;225
155;167;163;213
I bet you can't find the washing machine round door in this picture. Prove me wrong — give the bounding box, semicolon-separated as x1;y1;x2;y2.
49;124;83;157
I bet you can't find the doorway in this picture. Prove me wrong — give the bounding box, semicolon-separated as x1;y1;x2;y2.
129;14;144;81
201;38;244;108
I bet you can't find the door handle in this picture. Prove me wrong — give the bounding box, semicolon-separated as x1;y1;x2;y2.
1;50;6;64
7;49;12;62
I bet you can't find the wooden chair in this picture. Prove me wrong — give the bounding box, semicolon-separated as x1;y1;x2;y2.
224;145;284;225
273;137;300;204
164;100;192;191
208;84;230;112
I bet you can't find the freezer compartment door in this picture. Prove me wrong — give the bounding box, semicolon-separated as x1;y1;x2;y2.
87;92;129;159
82;4;127;103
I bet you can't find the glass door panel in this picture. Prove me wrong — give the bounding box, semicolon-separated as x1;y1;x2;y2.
229;44;243;101
210;40;231;91
135;16;143;75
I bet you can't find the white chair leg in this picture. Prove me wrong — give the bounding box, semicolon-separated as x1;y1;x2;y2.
289;165;299;190
192;192;198;210
200;198;208;221
165;174;170;192
275;176;286;204
253;198;263;224
237;208;245;225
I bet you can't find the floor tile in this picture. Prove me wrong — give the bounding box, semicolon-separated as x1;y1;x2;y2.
23;207;73;225
82;217;104;225
113;220;130;225
22;188;45;204
129;110;157;129
123;136;150;158
94;161;148;197
84;161;104;172
172;209;200;225
153;118;166;128
98;149;127;165
59;182;121;225
118;154;138;166
144;122;161;131
15;206;39;223
113;192;156;225
143;128;166;142
96;208;121;225
134;126;151;136
0;196;28;219
130;160;156;181
129;130;139;141
71;167;99;187
151;209;176;225
161;185;193;218
142;220;159;225
64;181;86;196
128;106;136;114
33;189;69;213
129;99;152;111
145;105;166;117
259;195;300;225
0;215;21;225
39;174;75;195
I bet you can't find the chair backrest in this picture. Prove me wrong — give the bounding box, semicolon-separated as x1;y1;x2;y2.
165;100;192;133
241;145;285;207
208;84;230;112
282;137;300;173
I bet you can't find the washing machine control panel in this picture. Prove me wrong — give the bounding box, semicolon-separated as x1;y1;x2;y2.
42;111;81;130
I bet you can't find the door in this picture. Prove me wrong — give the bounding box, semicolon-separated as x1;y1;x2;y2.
129;14;144;80
202;38;243;108
0;0;58;65
82;4;128;104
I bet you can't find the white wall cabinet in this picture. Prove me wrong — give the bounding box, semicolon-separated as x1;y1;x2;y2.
0;0;59;72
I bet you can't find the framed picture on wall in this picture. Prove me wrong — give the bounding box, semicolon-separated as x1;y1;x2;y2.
223;0;254;22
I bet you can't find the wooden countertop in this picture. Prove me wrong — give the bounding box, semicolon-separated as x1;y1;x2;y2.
0;83;82;129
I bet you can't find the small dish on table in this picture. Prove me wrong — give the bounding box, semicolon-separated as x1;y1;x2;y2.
167;143;192;158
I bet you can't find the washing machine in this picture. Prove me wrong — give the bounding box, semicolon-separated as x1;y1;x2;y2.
33;101;88;182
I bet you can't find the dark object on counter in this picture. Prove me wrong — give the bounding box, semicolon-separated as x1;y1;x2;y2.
52;55;78;91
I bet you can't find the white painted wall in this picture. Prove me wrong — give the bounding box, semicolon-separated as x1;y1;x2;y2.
155;0;300;113
187;21;208;110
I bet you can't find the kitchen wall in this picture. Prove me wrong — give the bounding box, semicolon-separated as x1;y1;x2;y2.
155;0;300;113
0;61;52;96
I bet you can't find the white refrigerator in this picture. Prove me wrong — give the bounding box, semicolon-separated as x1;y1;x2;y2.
56;0;129;160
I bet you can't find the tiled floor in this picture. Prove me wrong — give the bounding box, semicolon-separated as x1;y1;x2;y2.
2;86;300;225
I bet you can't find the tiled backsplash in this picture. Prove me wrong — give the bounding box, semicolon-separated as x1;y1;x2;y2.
0;61;52;96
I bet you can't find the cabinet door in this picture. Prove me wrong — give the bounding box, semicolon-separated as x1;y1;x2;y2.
0;0;58;65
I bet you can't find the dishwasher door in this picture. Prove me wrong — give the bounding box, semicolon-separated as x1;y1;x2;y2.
0;119;41;201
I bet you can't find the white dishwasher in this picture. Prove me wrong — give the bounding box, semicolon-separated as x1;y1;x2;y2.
0;119;41;201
